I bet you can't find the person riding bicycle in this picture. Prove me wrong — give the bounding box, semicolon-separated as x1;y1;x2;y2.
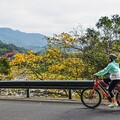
94;54;120;108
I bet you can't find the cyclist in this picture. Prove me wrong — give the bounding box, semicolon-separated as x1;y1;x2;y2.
94;54;120;108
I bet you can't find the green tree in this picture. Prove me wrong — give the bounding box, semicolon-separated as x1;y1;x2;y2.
0;58;10;75
96;14;120;53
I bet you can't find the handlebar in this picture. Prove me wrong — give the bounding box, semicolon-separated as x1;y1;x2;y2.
93;75;99;79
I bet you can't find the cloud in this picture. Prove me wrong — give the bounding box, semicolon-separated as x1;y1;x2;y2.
0;0;120;36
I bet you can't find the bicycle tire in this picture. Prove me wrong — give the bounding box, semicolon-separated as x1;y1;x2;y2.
81;88;102;108
116;91;120;106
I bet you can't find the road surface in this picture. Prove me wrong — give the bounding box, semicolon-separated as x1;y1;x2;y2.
0;99;119;120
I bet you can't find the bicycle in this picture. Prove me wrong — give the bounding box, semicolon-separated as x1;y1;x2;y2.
81;77;120;108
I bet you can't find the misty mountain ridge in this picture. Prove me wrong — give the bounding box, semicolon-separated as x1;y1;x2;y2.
0;27;48;51
0;40;27;56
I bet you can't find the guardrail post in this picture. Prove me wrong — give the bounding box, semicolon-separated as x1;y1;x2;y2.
68;89;72;99
27;88;30;98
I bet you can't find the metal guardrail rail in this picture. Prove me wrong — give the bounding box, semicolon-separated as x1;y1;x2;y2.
0;80;94;99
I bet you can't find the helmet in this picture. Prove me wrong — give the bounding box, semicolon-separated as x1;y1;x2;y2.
109;54;117;60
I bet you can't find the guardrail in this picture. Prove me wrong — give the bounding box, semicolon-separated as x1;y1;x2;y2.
0;80;94;99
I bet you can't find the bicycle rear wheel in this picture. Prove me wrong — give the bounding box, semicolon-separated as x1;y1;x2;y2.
81;88;102;108
116;91;120;106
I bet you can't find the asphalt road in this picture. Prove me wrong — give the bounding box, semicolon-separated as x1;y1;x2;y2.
0;100;120;120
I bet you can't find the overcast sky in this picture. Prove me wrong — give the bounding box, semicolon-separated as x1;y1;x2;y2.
0;0;120;36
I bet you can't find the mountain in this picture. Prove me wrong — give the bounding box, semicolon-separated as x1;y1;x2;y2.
0;28;48;51
0;40;27;56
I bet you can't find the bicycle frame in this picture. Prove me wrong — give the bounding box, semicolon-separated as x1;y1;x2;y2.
92;79;111;101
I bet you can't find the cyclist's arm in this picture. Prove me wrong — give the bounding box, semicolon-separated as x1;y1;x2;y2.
95;64;111;76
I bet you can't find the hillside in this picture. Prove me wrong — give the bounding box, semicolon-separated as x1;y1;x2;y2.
0;40;27;56
0;28;48;51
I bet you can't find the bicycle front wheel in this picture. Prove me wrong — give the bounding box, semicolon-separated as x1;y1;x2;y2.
81;88;102;108
116;91;120;106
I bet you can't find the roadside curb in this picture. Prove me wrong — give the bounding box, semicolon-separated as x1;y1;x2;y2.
0;96;82;104
0;96;109;106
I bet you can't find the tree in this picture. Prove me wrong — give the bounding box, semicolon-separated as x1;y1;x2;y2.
0;58;14;80
0;58;10;75
96;14;120;53
10;50;44;80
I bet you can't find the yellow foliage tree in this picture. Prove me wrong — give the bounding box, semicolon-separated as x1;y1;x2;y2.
10;50;44;80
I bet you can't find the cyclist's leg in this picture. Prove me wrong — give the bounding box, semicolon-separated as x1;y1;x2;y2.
116;80;120;106
108;80;119;98
108;80;119;107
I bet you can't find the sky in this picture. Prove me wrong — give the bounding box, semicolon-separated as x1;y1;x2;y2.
0;0;120;36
